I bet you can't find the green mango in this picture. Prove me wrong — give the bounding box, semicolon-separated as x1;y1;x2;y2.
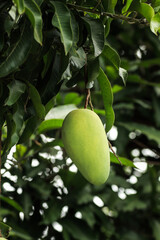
62;109;110;185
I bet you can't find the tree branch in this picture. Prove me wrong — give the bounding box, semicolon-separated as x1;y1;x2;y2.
67;3;149;26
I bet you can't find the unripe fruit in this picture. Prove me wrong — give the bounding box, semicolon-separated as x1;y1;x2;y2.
62;109;110;185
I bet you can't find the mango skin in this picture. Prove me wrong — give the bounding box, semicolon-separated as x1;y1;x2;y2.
62;109;110;185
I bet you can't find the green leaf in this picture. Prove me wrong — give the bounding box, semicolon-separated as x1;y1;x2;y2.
5;80;26;106
18;116;40;144
102;44;120;70
97;68;115;132
29;83;45;120
24;0;43;45
13;0;25;14
82;17;105;57
88;58;100;83
110;152;135;167
37;119;63;134
0;23;33;78
0;195;23;212
51;1;73;55
131;2;155;22
150;12;160;35
0;222;12;238
119;122;160;145
122;0;133;13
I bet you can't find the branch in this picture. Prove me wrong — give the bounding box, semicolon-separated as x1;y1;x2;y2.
67;3;149;26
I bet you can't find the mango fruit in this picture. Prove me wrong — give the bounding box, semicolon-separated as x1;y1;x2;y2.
62;109;110;185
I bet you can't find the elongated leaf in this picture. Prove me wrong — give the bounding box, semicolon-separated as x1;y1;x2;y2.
38;119;63;134
24;0;43;45
51;1;73;55
5;80;26;106
18;116;40;144
82;17;104;57
0;195;23;212
97;68;115;132
119;122;160;145
29;83;45;120
102;44;120;70
150;12;160;35
122;0;133;13
110;152;135;167
13;0;25;14
0;222;12;238
0;24;33;78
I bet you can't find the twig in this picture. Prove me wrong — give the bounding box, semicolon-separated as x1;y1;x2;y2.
93;0;101;11
108;140;122;165
67;3;149;26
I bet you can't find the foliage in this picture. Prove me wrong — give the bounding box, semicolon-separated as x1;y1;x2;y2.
0;0;160;239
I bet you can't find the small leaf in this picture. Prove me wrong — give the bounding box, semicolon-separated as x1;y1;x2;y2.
82;17;105;57
51;1;73;55
150;12;160;35
37;119;63;134
97;68;115;132
110;152;135;167
13;0;25;14
24;0;43;45
29;83;45;120
5;80;26;106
